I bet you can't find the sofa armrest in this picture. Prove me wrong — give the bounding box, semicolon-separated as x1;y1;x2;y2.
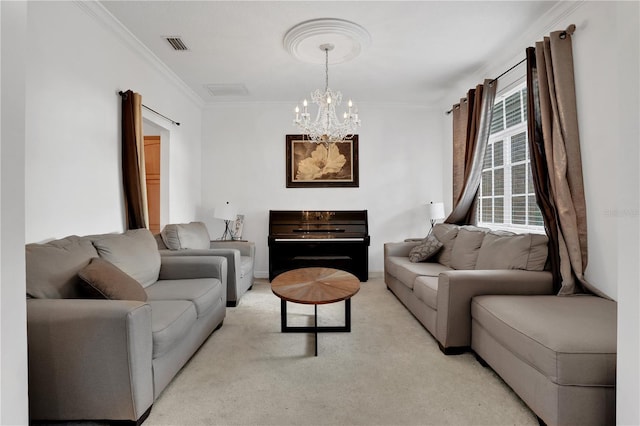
436;270;554;349
27;299;153;421
384;241;421;258
160;248;238;283
159;254;228;285
209;240;255;258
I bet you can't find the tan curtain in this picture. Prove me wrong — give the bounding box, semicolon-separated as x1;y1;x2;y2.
121;90;149;230
526;25;603;297
447;79;497;224
451;96;471;205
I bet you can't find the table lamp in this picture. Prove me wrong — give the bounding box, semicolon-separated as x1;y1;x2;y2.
214;201;237;240
428;201;445;229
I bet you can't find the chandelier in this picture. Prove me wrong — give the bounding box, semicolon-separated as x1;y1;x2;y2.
293;44;360;143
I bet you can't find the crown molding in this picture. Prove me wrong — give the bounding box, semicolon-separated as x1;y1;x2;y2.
202;100;436;111
473;0;586;80
74;1;204;108
437;0;586;110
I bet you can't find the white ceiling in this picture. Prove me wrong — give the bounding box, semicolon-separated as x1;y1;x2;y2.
101;1;559;106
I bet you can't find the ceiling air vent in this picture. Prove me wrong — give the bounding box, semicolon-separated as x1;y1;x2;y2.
205;84;249;97
165;37;189;51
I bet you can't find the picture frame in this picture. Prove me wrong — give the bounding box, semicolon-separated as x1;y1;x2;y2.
285;134;359;188
232;214;244;240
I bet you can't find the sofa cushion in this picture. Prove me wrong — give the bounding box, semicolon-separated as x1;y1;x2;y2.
78;257;147;302
471;295;617;386
91;229;160;288
450;227;487;270
408;234;443;263
161;222;210;250
26;235;98;299
432;224;459;268
145;278;223;318
386;256;451;290
147;300;197;359
413;276;438;309
476;231;549;271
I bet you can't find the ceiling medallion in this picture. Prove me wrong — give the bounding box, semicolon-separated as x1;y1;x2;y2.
284;18;371;65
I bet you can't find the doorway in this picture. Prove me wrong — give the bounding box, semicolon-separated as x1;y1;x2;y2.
142;118;169;234
144;135;160;234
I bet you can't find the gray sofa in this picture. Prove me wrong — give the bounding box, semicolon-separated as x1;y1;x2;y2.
157;221;255;307
26;228;227;423
384;223;554;353
385;223;617;424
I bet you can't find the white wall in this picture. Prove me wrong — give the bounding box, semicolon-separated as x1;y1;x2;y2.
3;1;207;421
439;2;640;423
0;2;29;424
25;1;204;243
611;2;640;424
201;103;443;277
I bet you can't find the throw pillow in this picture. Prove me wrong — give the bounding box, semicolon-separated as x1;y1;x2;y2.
78;257;147;301
409;235;444;263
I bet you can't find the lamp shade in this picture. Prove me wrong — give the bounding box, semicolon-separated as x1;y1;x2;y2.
214;201;237;221
428;202;445;220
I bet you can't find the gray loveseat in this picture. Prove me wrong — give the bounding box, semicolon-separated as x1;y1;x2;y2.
157;221;255;307
384;223;553;353
26;228;227;423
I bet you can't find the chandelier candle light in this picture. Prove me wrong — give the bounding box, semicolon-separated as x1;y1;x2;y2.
293;44;360;143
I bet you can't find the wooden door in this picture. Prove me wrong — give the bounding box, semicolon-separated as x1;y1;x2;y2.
144;136;161;234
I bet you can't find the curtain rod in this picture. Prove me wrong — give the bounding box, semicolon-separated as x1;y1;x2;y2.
444;57;525;115
118;91;180;126
445;24;576;115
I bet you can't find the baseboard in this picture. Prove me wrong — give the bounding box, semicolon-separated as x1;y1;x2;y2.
254;270;269;279
255;270;383;280
29;404;152;426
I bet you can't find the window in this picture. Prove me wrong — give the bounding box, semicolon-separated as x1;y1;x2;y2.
477;82;544;233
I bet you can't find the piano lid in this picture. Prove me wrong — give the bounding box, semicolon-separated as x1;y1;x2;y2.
269;210;368;238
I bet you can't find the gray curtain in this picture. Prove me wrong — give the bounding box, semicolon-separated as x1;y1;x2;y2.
447;79;497;225
526;25;603;297
121;90;149;230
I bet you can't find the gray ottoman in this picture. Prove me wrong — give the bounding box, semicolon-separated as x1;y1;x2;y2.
471;295;616;425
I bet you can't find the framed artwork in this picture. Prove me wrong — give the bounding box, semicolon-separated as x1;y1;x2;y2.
232;214;244;240
285;134;359;188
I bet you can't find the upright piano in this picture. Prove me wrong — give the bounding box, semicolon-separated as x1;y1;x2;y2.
268;210;370;282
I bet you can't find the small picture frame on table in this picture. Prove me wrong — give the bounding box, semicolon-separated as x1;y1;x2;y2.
232;214;244;240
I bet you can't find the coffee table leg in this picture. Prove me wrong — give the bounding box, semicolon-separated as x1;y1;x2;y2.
314;304;318;356
281;299;287;332
345;298;351;332
280;298;352;356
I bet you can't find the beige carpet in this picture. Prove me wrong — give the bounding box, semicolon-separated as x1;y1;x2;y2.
146;278;537;426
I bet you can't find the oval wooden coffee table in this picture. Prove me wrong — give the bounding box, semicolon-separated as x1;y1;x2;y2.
271;267;360;356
